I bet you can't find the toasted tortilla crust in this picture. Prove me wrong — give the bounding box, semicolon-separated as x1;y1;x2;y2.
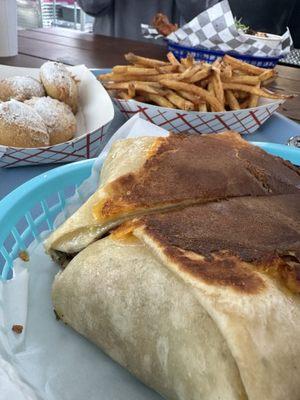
94;132;300;221
114;194;300;294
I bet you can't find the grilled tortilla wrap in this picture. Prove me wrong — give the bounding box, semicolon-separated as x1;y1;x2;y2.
45;132;300;260
52;194;300;400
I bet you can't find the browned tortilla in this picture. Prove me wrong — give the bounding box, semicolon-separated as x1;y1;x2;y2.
114;194;300;294
94;132;300;222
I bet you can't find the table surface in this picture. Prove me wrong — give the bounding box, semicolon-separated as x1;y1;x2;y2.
0;27;300;200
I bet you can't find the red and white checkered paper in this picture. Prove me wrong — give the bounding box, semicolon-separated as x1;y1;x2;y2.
0;122;111;168
114;98;283;135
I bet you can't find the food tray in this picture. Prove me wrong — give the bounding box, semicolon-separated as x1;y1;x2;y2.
0;66;114;168
114;97;283;135
1;142;299;280
166;40;281;68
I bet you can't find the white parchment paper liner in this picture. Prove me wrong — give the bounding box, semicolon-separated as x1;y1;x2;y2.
0;115;168;400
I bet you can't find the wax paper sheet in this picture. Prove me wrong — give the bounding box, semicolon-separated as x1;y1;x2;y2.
0;115;168;400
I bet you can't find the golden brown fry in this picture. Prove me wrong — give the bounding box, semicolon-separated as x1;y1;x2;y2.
167;52;180;65
222;75;260;85
225;90;240;110
128;83;136;98
104;81;159;94
188;67;211;83
211;68;224;107
125;52;167;67
155;64;179;73
160;79;224;111
143;93;175;108
178;65;202;80
222;82;292;99
220;63;232;79
259;69;277;82
177;90;202;104
112;66;159;75
165;90;195;110
207;81;214;94
198;102;207;112
223;54;267;75
248;84;260;108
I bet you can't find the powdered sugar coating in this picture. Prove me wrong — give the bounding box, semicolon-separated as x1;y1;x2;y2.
0;100;49;147
25;97;77;145
0;76;45;101
40;61;78;113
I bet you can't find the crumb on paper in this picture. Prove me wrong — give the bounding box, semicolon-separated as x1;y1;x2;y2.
12;324;23;334
19;250;29;262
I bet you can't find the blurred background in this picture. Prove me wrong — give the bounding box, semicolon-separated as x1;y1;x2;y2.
17;0;93;31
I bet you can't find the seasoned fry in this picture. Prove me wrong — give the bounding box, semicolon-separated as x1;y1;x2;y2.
220;63;232;79
128;83;136;98
225;90;240;110
177;65;201;81
160;80;224;111
106;51;291;113
223;54;267;75
167;52;180;65
259;69;277;82
125;52;167;67
198;102;207;112
144;93;175;108
155;64;179;73
188;67;211;83
222;83;292;99
177;90;202;104
211;68;224;107
104;81;160;94
165;90;195;110
112;66;159;75
222;75;260;86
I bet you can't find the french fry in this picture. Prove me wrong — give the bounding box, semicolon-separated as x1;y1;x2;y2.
167;51;180;65
160;80;224;111
259;69;277;82
125;52;167;67
112;66;159;75
222;75;260;85
198;102;207;112
155;64;179;73
188;67;211;83
248;84;260;108
104;81;160;94
165;90;195;110
128;83;136;98
222;83;292;99
223;54;267;75
177;90;202;104
211;68;225;107
225;90;240;110
106;52;291;114
143;93;175;108
220;63;232;79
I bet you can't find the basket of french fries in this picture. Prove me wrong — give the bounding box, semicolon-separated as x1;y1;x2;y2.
98;52;292;135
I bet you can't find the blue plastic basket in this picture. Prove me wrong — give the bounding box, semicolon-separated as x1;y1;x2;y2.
167;40;281;68
0;143;299;281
